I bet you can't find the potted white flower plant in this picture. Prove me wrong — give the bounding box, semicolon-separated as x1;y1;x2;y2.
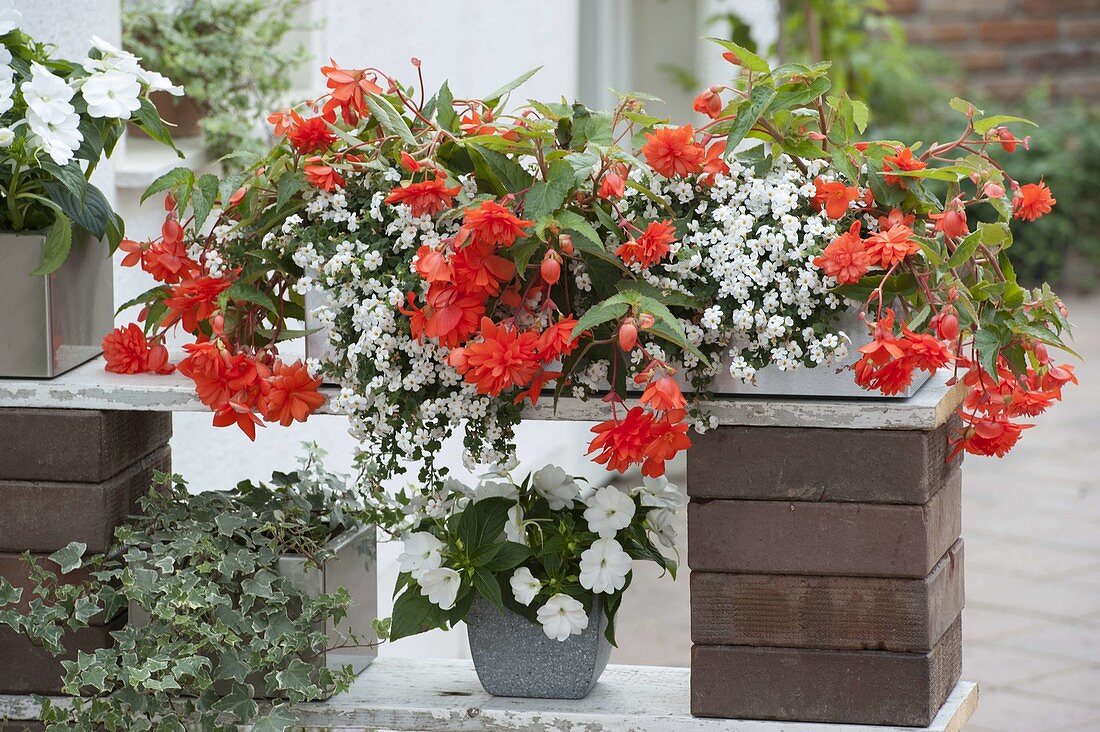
380;464;682;699
0;12;180;377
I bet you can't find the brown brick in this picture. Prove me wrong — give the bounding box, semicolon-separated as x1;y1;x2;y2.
953;49;1009;71
1065;19;1100;38
0;446;170;553
978;75;1040;101
922;0;1013;16
0;409;171;482
691;540;963;652
1052;73;1100;101
687;416;960;505
691;618;963;726
1023;0;1100;11
1024;49;1100;71
884;0;920;14
0;613;125;694
688;469;961;578
907;22;974;43
979;20;1060;42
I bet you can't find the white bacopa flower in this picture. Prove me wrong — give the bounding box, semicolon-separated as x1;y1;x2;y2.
418;567;461;610
509;567;541;606
583;485;636;538
396;531;442;580
0;0;21;35
536;594;588;641
633;475;687;511
27;108;82;165
0;127;13;147
578;538;633;594
505;503;526;545
532;464;580;510
81;69;141;119
21;63;75;122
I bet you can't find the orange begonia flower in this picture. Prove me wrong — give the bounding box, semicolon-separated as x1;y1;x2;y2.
642;125;705;178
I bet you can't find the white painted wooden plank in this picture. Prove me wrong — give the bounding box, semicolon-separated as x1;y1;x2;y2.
0;357;962;430
0;659;977;731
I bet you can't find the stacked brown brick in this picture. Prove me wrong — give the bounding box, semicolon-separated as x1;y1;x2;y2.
0;410;171;694
687;416;964;726
886;0;1100;102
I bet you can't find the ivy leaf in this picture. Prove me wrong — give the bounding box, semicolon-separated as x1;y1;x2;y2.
524;160;574;221
29;212;73;276
364;93;417;145
275;658;323;701
48;541;87;574
725;83;777;155
250;706;298;732
212;682;259;721
0;578;22;607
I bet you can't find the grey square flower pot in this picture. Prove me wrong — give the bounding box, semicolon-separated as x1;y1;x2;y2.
0;229;113;378
466;595;612;699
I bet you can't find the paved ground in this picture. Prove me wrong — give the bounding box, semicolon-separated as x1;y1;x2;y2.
612;295;1100;731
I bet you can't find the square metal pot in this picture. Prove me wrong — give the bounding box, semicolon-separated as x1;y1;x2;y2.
129;523;377;698
0;229;113;378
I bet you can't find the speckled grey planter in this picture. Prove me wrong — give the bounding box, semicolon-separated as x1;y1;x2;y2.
466;596;612;699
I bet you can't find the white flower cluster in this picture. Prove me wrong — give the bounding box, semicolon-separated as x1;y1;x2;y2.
395;467;685;641
0;28;181;165
622;154;851;389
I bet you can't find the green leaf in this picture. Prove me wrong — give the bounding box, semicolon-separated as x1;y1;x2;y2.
725;84;777;155
0;578;23;607
482;542;532;572
42;181;118;242
973;115;1037;135
945;228;983;270
472;570;504;611
389;587;447;641
30;213;73;276
949;97;983;118
133;97;182;156
192;173;220;229
458;497;513;555
572;298;630;336
524;160;574;221
364;93;417;145
212;682;259;721
41;161;88;200
226;282;278;314
705;37;770;73
48;541;87;574
851;99;870;134
250;706;298;732
275;658;322;701
276;174;304;210
973;327;1003;379
484;67;542;105
467;144;533;195
510;238;541;275
142;167;194;205
436;80;458;132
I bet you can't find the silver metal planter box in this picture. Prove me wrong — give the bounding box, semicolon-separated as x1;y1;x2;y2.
0;230;114;378
466;596;612;699
691;308;931;399
129;523;377;699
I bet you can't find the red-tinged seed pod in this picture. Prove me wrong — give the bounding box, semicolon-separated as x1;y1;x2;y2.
937;312;960;341
638;313;655;329
619;318;638;352
541;252;561;285
1034;342;1049;363
560;234;574;256
164;193;176;212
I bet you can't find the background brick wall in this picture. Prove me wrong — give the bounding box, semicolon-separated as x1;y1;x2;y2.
886;0;1100;102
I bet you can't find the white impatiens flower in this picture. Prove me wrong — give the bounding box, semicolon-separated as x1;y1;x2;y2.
532;464;580;510
0;0;22;35
583;485;636;538
21;63;75;122
578;538;632;594
0;127;13;147
633;475;687;511
27;108;82;165
647;508;678;549
505;503;526;545
418;567;461;610
81;69;141;119
396;532;442;580
536;594;588;641
509;567;541;606
0;47;14;115
137;68;183;96
474;479;518;502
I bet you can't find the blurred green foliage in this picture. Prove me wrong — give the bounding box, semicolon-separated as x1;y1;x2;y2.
123;0;310;167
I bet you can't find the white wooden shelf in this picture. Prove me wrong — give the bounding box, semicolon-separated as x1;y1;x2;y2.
0;658;977;731
0;356;963;430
